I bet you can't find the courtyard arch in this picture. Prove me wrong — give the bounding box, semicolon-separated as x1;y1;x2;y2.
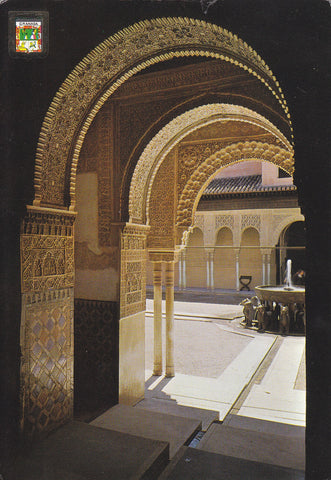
32;17;291;211
21;17;296;436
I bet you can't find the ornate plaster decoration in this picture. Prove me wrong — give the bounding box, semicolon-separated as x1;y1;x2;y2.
176;141;293;228
129;103;293;224
32;17;291;210
215;215;234;231
241;214;261;232
21;209;75;293
120;223;149;319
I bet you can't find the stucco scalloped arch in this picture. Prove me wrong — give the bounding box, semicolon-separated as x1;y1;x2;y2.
214;226;234;247
176;141;294;228
129;103;293;223
271;214;305;247
32;17;292;210
240;225;261;239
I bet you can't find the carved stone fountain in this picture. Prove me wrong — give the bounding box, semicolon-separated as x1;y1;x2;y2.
244;260;306;334
255;259;305;306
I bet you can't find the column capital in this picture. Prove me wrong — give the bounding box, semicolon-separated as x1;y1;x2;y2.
149;249;178;263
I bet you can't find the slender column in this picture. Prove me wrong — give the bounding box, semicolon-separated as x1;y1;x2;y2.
165;261;175;377
262;252;266;284
266;251;271;284
206;248;214;291
153;262;163;376
182;250;187;290
210;250;215;291
235;248;240;291
178;254;182;290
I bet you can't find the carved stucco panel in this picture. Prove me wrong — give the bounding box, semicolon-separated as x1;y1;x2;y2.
21;211;75;294
241;214;261;232
120;224;149;319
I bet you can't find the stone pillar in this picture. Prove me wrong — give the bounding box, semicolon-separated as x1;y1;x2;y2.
178;254;182;290
261;248;272;285
206;248;215;291
266;251;272;284
153;262;163;376
182;249;187;290
20;207;75;437
210;250;214;290
165;261;175;377
235;248;240;291
262;252;266;284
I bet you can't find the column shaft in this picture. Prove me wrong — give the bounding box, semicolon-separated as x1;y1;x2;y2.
153;262;162;376
235;249;240;291
165;262;175;377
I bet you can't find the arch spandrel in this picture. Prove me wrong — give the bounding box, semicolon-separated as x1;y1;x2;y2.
271;213;305;247
33;17;292;209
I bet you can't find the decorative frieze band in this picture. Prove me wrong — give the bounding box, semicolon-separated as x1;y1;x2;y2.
21;208;75;294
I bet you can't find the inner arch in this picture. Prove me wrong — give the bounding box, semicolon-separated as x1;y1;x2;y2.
129;104;293;224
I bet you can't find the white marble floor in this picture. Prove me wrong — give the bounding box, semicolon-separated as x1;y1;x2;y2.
238;336;306;426
144;301;306;426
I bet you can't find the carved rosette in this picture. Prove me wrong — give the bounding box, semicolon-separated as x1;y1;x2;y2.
120;224;149;319
33;17;290;209
176;141;293;227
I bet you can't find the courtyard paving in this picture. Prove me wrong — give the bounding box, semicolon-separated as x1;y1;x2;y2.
144;297;306;427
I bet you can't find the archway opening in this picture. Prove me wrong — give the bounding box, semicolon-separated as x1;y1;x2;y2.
21;17;298;436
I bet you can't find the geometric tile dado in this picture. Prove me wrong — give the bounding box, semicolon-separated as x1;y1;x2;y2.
21;289;74;436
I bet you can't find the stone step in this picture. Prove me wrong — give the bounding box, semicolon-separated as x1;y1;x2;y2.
90;404;201;459
135;397;218;431
197;422;305;471
223;413;305;438
158;447;305;480
6;421;169;480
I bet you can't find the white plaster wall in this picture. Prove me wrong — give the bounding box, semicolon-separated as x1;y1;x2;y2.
262;162;293;186
215;160;262;178
75;172;119;301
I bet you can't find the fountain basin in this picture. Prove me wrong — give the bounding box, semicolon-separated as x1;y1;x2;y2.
255;285;305;304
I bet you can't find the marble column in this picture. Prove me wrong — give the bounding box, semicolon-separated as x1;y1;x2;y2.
235;248;240;291
178;254;182;290
262;252;266;284
182;249;187;290
211;249;215;290
165;261;175;377
153;261;163;376
206;251;210;289
206;248;215;291
266;250;272;284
